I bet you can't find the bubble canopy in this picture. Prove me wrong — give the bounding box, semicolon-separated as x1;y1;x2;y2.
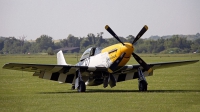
80;47;102;61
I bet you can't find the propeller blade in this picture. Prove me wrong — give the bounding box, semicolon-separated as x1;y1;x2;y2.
105;25;125;45
108;52;126;73
132;25;148;44
132;53;152;73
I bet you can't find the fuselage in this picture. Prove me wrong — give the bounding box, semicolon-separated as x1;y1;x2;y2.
76;43;134;72
75;43;134;86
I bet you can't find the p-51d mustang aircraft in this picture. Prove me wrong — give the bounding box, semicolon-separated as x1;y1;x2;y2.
3;25;199;92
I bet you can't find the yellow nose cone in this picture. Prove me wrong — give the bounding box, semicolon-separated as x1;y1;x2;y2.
117;43;134;66
120;43;134;58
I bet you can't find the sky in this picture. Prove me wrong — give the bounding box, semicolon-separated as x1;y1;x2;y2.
1;0;200;40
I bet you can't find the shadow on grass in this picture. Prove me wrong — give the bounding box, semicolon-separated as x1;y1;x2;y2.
37;89;200;94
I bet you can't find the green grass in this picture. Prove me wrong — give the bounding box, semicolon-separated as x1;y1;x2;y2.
0;54;200;112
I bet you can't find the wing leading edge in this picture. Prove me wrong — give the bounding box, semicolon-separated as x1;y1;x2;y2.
149;60;199;70
2;63;107;72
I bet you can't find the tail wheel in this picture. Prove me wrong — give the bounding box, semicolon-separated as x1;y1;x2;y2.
71;84;75;90
77;81;86;92
139;80;147;91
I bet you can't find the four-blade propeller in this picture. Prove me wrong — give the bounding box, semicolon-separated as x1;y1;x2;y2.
105;25;152;73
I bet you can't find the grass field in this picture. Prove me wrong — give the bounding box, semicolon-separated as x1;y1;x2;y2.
0;54;200;112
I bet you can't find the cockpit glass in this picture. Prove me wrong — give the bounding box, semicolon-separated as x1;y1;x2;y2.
79;47;102;61
80;47;92;61
94;47;102;55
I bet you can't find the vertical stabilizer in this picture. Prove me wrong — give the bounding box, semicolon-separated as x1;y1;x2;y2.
57;50;67;65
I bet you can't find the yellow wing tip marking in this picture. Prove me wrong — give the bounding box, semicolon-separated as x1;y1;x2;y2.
105;25;109;30
148;68;153;73
144;25;148;30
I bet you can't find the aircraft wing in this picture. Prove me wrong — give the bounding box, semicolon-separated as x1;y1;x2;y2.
2;63;108;83
112;60;199;82
149;60;199;69
119;60;199;72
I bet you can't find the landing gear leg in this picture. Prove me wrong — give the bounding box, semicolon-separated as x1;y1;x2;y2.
138;68;148;91
75;69;86;92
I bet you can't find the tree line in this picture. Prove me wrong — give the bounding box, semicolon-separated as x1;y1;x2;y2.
0;33;200;54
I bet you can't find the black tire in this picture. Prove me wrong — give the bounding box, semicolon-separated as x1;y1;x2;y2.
139;80;147;91
71;85;75;90
77;81;86;92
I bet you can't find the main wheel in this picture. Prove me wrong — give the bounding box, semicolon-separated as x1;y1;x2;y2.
71;84;75;90
139;80;147;91
77;81;86;92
